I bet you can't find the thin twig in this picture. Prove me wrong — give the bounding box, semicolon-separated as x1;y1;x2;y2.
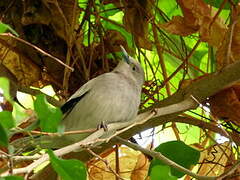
0;33;74;72
226;20;237;66
30;128;97;136
86;148;126;180
217;160;240;180
62;0;77;94
209;0;228;29
152;25;171;95
115;144;120;180
0;154;41;162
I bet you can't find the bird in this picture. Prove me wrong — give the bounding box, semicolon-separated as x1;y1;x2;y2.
12;46;145;149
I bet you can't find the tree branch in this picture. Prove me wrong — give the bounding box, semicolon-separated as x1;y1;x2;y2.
18;86;63;107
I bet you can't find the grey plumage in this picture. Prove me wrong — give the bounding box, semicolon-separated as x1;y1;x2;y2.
13;47;144;149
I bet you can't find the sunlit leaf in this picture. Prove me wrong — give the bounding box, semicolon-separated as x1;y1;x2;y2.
99;3;120;18
150;140;200;178
48;150;87;180
0;23;18;36
203;0;239;9
0;175;24;180
12;102;28;125
0;123;8;147
0;77;12;102
177;123;201;144
34;94;62;133
150;165;177;180
102;20;133;47
0;111;15;130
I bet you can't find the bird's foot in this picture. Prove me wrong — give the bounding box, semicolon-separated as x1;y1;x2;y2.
97;121;108;131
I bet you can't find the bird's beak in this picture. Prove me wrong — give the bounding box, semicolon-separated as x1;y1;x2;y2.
120;45;130;64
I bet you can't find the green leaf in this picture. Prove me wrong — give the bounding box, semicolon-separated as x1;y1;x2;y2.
42;108;62;132
150;165;177;180
0;111;15;130
150;140;200;178
12;102;28;125
99;3;120;18
0;23;19;36
190;50;208;77
156;0;180;21
0;77;12;102
203;0;239;10
0;176;24;180
0;23;8;33
101;20;134;48
177;122;201;144
0;123;8;147
34;94;62;133
48;150;87;180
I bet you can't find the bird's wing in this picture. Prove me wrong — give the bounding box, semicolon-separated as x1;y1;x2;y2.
60;79;95;114
60;92;89;114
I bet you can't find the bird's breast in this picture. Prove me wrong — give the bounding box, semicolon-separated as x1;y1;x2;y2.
63;75;141;131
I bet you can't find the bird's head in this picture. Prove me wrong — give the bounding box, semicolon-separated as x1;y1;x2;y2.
113;46;145;87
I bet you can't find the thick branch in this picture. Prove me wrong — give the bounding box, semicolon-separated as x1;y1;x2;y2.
149;58;240;110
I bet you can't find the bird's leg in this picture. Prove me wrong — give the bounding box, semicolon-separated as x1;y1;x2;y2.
97;121;108;131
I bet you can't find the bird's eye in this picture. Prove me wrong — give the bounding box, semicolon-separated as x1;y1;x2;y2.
132;66;136;71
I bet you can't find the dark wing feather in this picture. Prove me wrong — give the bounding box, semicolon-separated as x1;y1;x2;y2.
61;91;89;114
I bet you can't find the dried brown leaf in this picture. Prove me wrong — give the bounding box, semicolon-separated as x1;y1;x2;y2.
216;4;240;69
88;146;141;180
130;153;149;180
161;0;227;47
123;0;152;49
22;0;81;42
209;83;240;126
0;36;41;87
159;16;198;36
198;142;232;176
